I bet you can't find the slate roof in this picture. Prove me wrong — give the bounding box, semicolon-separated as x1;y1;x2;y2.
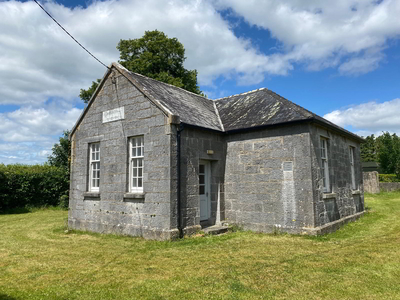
126;70;223;131
71;63;364;142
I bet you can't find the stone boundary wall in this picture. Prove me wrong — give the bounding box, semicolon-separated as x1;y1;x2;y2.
380;182;400;192
363;171;380;194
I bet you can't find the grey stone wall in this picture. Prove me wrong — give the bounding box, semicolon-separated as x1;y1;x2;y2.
68;70;178;240
309;125;364;227
178;127;226;232
363;171;380;194
223;124;315;233
380;182;400;192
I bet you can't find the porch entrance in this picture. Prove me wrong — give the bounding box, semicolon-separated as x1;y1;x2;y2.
199;160;211;221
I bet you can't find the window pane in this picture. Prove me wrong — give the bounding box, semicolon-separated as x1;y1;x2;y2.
96;152;100;161
138;178;142;187
96;170;100;179
138;158;143;167
199;185;205;195
199;174;205;184
138;168;142;177
133;159;138;167
133;168;137;177
92;152;95;161
132;178;137;187
199;164;205;174
137;147;141;156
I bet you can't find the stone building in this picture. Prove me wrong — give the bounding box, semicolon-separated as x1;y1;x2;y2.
68;62;365;240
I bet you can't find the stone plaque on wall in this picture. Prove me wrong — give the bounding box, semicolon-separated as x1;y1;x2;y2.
283;161;293;172
102;107;124;123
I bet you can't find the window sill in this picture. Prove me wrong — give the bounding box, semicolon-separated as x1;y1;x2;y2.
123;193;145;200
322;192;337;199
83;192;100;200
352;190;361;195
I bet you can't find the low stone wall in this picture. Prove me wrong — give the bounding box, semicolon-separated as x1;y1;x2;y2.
380;182;400;192
363;171;380;194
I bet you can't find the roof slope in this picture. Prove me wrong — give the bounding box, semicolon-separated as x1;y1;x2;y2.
215;88;315;131
117;65;223;131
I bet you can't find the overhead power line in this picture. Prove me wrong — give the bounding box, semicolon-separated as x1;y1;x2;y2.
33;0;110;70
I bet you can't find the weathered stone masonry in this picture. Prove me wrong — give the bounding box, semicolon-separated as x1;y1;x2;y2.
224;124;314;233
69;72;178;240
310;124;364;233
69;63;365;240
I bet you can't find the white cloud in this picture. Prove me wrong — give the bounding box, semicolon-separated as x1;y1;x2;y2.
0;0;292;107
0;0;399;107
217;0;400;75
0;101;82;164
323;98;400;136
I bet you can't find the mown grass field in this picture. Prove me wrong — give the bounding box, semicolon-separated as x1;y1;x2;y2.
1;193;400;300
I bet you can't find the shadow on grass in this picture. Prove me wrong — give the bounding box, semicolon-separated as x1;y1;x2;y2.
0;294;19;300
0;206;66;215
0;207;31;215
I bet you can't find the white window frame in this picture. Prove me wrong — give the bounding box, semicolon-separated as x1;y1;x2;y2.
349;146;356;190
89;143;100;192
129;136;144;193
320;137;330;193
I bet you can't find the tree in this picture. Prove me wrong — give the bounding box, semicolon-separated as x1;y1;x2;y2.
360;134;378;162
47;130;71;209
80;79;101;104
377;132;400;175
48;130;71;171
79;30;202;102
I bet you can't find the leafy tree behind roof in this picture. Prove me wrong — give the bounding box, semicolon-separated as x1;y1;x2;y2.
80;30;202;103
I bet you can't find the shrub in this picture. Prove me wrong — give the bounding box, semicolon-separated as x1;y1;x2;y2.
379;174;400;183
0;164;69;212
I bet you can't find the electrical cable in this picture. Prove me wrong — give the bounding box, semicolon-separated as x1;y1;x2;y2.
33;0;110;70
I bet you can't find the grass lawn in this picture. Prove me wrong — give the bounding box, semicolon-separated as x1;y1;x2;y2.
1;193;400;300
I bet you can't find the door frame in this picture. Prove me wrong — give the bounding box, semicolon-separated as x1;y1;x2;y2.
199;160;211;221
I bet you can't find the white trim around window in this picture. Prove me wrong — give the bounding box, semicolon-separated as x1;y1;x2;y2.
129;136;144;193
89;142;100;192
320;137;330;193
349;146;356;190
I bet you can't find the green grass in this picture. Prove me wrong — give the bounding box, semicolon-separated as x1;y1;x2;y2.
1;193;400;300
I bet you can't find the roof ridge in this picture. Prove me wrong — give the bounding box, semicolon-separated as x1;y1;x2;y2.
213;88;267;101
113;62;210;101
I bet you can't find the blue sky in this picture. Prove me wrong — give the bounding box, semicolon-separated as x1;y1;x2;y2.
1;0;400;164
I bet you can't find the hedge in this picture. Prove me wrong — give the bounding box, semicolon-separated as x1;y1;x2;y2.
0;164;69;212
379;174;400;183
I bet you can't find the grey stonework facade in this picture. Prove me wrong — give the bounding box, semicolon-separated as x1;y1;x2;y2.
69;71;178;240
224;124;314;233
69;63;365;240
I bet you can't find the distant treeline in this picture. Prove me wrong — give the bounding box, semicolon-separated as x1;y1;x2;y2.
361;132;400;177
